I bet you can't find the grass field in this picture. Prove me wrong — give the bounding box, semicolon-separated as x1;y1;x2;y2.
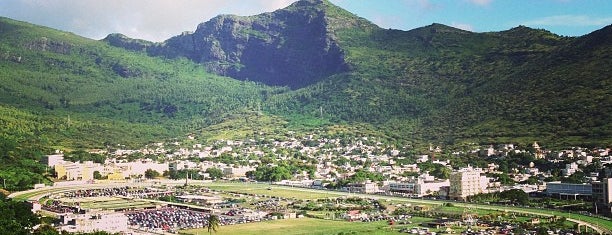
60;197;159;210
206;183;343;200
181;218;404;235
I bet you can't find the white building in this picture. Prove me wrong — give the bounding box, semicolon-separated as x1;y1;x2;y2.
416;155;429;163
223;166;256;178
125;160;169;176
60;212;128;234
43;154;65;168
346;181;379;194
388;173;450;197
169;160;199;171
562;162;579;176
449;167;488;200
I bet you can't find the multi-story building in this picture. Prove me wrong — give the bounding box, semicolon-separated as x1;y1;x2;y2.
55;161;101;181
346;180;379;194
43;154;65;168
448;167;488;200
562;162;579;176
592;178;612;215
223;166;256;178
388;173;449;197
546;181;592;200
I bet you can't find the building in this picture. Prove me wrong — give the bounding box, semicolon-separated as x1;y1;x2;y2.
125;160;169;177
342;210;368;221
346;181;379;194
448;167;488;200
562;162;579;176
169;160;198;171
388;173;450;197
55;161;101;181
533;142;545;159
176;195;223;205
223;166;256;178
59;212;128;234
546;181;592;200
592;178;612;215
43;154;65;168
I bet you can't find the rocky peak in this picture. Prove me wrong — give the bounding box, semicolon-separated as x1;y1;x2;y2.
137;0;375;88
103;33;154;52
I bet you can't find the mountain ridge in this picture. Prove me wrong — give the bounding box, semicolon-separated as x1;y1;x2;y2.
104;0;375;88
1;0;611;149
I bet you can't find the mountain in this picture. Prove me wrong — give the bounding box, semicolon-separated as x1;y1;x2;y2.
1;0;611;152
105;0;375;89
0;16;287;149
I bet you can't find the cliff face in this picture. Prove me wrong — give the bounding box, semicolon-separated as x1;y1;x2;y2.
137;0;373;88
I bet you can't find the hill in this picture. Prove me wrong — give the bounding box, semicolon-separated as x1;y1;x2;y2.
104;0;374;89
0;0;610;153
0;16;289;148
105;0;611;147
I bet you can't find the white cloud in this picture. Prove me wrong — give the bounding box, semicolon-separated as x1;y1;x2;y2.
0;0;297;42
466;0;492;6
522;15;612;27
451;22;474;32
404;0;440;11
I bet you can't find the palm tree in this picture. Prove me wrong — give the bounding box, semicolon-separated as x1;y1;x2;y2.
207;214;220;235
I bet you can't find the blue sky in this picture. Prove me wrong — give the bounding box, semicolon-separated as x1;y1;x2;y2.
0;0;610;42
333;0;612;36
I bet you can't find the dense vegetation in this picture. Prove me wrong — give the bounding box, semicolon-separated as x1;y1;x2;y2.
0;0;610;189
109;0;612;147
0;16;285;149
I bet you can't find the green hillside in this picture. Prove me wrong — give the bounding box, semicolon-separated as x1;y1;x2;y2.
105;0;611;147
0;0;611;190
0;16;288;149
1;0;610;149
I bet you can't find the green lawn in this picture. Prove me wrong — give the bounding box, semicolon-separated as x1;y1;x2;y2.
202;183;612;233
206;183;342;200
181;218;403;235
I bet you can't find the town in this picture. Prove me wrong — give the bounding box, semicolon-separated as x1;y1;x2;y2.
14;130;611;234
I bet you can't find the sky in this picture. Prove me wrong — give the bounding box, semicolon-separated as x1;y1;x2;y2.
0;0;610;42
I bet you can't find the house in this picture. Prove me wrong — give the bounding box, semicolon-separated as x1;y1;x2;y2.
343;210;368;221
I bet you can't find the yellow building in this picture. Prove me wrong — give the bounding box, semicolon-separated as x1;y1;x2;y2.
55;161;100;181
107;171;125;180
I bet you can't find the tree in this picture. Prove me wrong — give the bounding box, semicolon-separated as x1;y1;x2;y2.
493;173;516;186
93;171;103;180
431;165;451;179
0;194;40;235
205;168;224;179
144;169;160;179
207;214;220;234
500;189;529;205
32;224;60;235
